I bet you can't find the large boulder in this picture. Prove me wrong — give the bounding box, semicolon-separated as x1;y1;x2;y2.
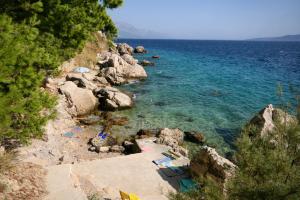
121;54;138;65
157;128;184;146
98;53;147;85
134;46;147;54
94;87;133;111
248;104;296;137
117;43;134;55
190;146;236;189
59;81;98;116
156;128;187;156
66;73;97;90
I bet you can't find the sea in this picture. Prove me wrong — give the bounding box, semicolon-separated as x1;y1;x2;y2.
114;39;300;153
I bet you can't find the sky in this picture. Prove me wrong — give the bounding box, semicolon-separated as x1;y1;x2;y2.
108;0;300;40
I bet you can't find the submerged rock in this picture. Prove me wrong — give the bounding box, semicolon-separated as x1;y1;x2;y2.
139;60;155;66
79;115;101;125
59;81;98;116
184;131;205;144
134;46;147;54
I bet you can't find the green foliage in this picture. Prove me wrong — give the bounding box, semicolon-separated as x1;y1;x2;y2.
0;0;123;144
227;110;300;199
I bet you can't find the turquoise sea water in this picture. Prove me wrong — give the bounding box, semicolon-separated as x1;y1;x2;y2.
115;39;300;152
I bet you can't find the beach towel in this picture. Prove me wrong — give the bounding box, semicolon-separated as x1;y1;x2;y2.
120;191;140;200
63;132;74;138
153;156;172;166
179;178;198;192
73;67;90;73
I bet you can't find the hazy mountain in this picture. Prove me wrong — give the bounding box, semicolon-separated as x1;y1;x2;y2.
116;22;168;39
249;34;300;42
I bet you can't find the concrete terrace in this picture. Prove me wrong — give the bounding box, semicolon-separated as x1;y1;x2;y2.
44;138;190;200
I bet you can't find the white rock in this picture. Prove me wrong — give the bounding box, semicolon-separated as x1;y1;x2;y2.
59;81;98;116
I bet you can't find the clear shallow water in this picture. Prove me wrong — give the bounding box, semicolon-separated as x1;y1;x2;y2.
115;39;300;153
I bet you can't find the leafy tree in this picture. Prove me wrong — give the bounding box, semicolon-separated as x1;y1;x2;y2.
0;0;123;145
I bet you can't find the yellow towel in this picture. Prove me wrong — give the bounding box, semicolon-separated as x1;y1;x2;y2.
120;191;141;200
129;193;140;200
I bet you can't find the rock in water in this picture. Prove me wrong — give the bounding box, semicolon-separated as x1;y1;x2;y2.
139;60;155;66
98;53;147;85
190;146;236;189
134;46;147;54
94;87;133;111
59;81;98;116
152;55;160;59
117;43;134;55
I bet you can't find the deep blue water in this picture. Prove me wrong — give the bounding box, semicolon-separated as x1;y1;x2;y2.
115;39;300;153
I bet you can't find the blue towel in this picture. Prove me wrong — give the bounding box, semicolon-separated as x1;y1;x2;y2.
179;179;198;192
153;156;172;165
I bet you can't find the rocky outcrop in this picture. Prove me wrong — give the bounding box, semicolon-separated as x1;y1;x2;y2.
248;104;296;137
117;43;134;55
156;128;187;156
98;52;147;85
66;73;97;90
184;131;205;144
139;60;155;66
121;54;138;65
59;81;98;116
190;146;236;188
94;87;133;111
134;46;147;54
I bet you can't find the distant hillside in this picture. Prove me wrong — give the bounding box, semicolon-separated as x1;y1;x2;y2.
249;34;300;42
116;21;168;39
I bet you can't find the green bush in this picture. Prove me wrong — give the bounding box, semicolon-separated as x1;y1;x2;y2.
227;109;300;199
0;0;123;145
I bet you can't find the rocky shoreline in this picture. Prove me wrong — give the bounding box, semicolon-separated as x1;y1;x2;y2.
2;33;292;200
